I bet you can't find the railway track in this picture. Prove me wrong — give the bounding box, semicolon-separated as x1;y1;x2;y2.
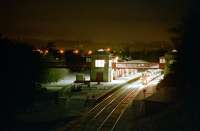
97;88;139;131
70;80;142;131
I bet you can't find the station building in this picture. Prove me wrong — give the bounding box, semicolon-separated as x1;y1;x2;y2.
90;49;114;82
90;49;161;82
90;49;138;82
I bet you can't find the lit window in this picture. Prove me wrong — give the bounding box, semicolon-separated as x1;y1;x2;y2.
160;58;165;63
86;57;91;62
95;60;105;67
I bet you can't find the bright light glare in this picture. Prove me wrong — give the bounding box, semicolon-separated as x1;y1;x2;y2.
97;49;104;52
36;49;43;54
127;82;143;88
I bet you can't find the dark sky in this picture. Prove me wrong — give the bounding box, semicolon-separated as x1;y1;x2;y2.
0;0;188;49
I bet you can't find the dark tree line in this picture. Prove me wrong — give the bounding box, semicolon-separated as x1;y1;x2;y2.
131;49;168;62
64;50;87;71
0;36;46;130
117;48;168;62
164;0;200;130
183;1;200;129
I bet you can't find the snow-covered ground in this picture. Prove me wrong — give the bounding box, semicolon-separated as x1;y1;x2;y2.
42;70;142;92
42;72;90;91
59;73;142;101
17;72;145;124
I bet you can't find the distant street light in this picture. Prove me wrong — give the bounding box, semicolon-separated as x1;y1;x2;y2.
60;49;64;54
73;49;79;54
106;48;111;52
44;50;48;55
114;56;119;63
88;50;92;55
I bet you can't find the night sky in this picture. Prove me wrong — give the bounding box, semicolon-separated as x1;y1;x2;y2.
0;0;188;49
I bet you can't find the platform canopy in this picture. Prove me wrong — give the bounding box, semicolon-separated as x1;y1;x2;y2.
115;60;159;69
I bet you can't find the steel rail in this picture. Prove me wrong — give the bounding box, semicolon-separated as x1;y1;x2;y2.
97;88;138;131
